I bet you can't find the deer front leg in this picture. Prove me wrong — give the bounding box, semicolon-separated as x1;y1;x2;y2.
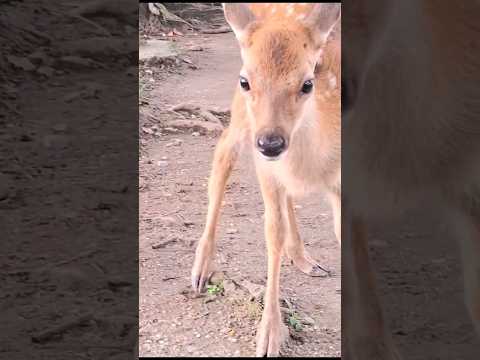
255;171;289;357
343;204;401;360
191;128;238;292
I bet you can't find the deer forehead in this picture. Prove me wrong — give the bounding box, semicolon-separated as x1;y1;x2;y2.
241;28;316;81
249;3;312;20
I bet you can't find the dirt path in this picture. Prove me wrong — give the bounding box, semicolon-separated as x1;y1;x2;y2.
139;32;340;357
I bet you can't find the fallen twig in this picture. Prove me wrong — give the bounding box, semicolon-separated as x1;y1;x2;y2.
162;276;180;281
166;119;223;134
201;26;232;34
47;8;111;36
53;249;100;267
170;103;225;127
152;238;177;249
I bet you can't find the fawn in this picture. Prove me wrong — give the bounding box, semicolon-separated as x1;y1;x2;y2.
191;3;341;356
343;0;480;359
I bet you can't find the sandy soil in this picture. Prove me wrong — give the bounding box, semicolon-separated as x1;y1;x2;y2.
1;1;137;359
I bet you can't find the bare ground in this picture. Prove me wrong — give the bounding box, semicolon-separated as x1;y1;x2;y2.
139;31;341;357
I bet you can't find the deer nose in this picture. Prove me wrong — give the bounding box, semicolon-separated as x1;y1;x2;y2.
256;132;287;158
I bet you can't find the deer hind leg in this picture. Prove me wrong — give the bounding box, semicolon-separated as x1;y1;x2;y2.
191;127;239;292
284;196;332;277
456;202;480;337
328;189;341;243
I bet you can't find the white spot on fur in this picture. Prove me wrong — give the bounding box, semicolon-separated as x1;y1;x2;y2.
327;71;337;89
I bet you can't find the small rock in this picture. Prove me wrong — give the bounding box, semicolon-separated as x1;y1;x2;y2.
210;271;225;285
192;132;200;137
157;160;168;167
189;45;203;51
301;316;315;326
226;228;238;235
165;139;183;147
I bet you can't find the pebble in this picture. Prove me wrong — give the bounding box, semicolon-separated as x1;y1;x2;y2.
301;315;315;326
166;139;183;147
192;132;200;137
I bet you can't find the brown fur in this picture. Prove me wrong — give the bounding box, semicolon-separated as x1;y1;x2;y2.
191;3;341;357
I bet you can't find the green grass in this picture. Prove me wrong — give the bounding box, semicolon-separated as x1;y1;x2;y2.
206;282;224;295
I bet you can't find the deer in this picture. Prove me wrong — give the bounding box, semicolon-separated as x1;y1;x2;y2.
342;0;480;359
190;3;341;357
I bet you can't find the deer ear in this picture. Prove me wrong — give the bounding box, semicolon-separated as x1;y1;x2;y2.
303;3;341;46
223;3;256;41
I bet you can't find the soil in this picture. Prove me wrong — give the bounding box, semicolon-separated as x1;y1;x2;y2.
138;5;480;359
138;9;341;358
1;1;137;359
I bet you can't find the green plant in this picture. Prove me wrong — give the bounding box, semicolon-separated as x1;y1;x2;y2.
206;282;224;295
287;312;303;332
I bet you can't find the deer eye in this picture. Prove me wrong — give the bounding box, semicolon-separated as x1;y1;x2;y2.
239;76;250;91
301;80;314;94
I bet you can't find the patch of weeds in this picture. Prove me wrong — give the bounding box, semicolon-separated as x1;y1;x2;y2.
206;282;224;295
287;312;303;332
